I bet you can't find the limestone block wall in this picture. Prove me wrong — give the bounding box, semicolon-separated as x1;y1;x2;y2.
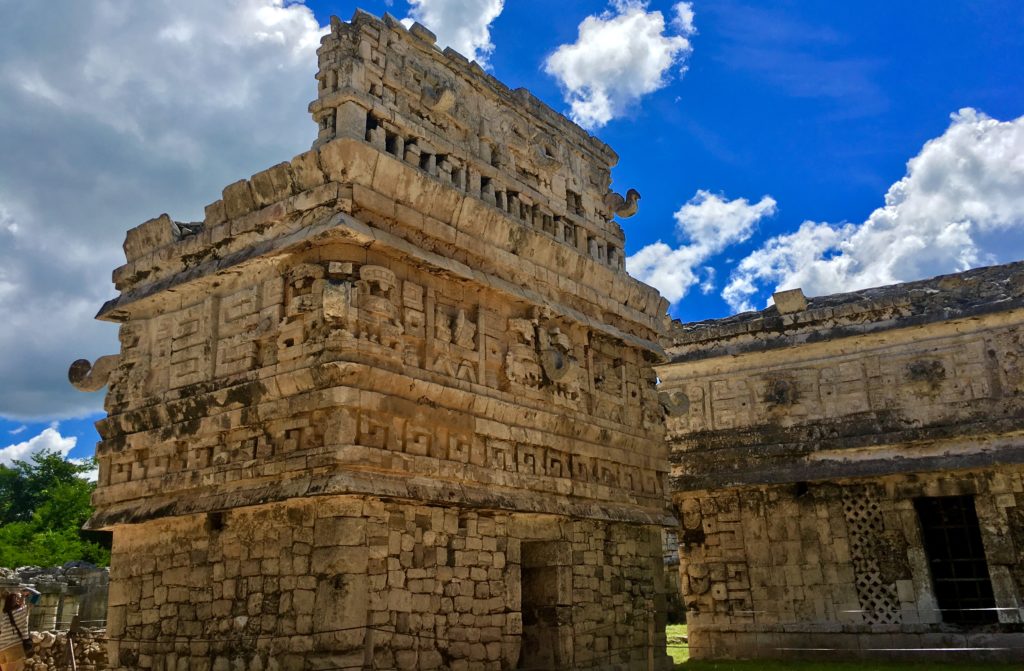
73;10;675;670
25;629;108;671
660;262;1024;661
676;468;1024;661
103;496;668;671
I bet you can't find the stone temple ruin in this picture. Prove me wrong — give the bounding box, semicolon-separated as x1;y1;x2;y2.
68;8;1024;671
71;10;673;671
659;263;1024;661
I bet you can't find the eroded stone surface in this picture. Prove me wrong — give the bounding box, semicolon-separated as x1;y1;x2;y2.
661;262;1024;662
77;10;672;671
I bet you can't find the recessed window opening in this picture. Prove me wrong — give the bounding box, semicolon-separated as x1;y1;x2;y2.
914;495;997;625
206;511;226;533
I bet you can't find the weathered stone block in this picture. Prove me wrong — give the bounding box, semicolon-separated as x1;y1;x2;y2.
249;162;294;207
320;137;377;184
222;179;255;219
291;149;326;191
123;213;175;261
204;199;227;226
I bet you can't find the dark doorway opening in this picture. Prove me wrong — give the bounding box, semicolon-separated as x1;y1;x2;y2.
519;540;571;669
914;495;997;625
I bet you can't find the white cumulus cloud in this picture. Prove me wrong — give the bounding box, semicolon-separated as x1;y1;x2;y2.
69;458;100;482
627;190;777;304
403;0;505;66
545;1;696;129
0;425;76;467
724;109;1024;312
0;0;326;420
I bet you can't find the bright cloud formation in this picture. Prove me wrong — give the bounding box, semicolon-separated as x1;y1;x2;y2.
627;190;777;304
403;0;505;66
0;0;325;420
0;425;76;467
724;109;1024;312
545;1;696;129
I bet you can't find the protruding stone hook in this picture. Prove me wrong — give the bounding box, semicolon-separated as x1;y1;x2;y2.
68;355;121;392
603;188;641;219
659;390;690;416
422;85;455;113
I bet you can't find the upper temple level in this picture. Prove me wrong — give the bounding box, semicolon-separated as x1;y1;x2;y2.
311;11;625;257
102;10;664;334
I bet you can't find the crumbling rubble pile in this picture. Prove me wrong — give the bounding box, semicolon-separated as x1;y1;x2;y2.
25;629;108;671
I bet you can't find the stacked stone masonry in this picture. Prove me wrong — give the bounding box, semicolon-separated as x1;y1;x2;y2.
73;9;673;671
660;262;1024;661
104;501;666;670
25;629;109;671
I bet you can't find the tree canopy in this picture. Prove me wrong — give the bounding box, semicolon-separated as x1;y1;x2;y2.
0;450;109;568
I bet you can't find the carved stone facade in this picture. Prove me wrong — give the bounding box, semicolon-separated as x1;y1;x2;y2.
661;262;1024;661
73;11;672;671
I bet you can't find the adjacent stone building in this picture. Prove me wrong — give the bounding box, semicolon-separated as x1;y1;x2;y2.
71;10;675;671
659;262;1024;661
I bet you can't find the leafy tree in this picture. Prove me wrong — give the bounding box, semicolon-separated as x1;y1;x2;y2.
0;449;109;568
33;479;95;531
0;449;89;524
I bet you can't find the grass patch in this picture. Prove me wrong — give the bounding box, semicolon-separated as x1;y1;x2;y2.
666;624;688;665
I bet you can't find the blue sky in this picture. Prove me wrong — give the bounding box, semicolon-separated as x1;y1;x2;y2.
0;0;1022;464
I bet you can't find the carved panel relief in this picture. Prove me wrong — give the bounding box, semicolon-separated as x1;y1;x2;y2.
666;333;1022;434
107;322;151;409
432;304;479;383
819;361;869;416
164;300;212;389
502;310;589;415
661;385;708;436
216;286;261;377
710;378;752;430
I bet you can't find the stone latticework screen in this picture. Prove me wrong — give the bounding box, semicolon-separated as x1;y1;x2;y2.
841;486;901;625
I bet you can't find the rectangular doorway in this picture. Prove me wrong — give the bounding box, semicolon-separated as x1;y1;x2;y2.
519;540;571;669
914;495;997;625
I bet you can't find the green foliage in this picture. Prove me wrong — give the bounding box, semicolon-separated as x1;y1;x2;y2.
0;449;109;568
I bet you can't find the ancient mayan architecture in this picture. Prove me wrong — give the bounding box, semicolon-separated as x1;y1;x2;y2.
659;262;1024;661
70;10;674;671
